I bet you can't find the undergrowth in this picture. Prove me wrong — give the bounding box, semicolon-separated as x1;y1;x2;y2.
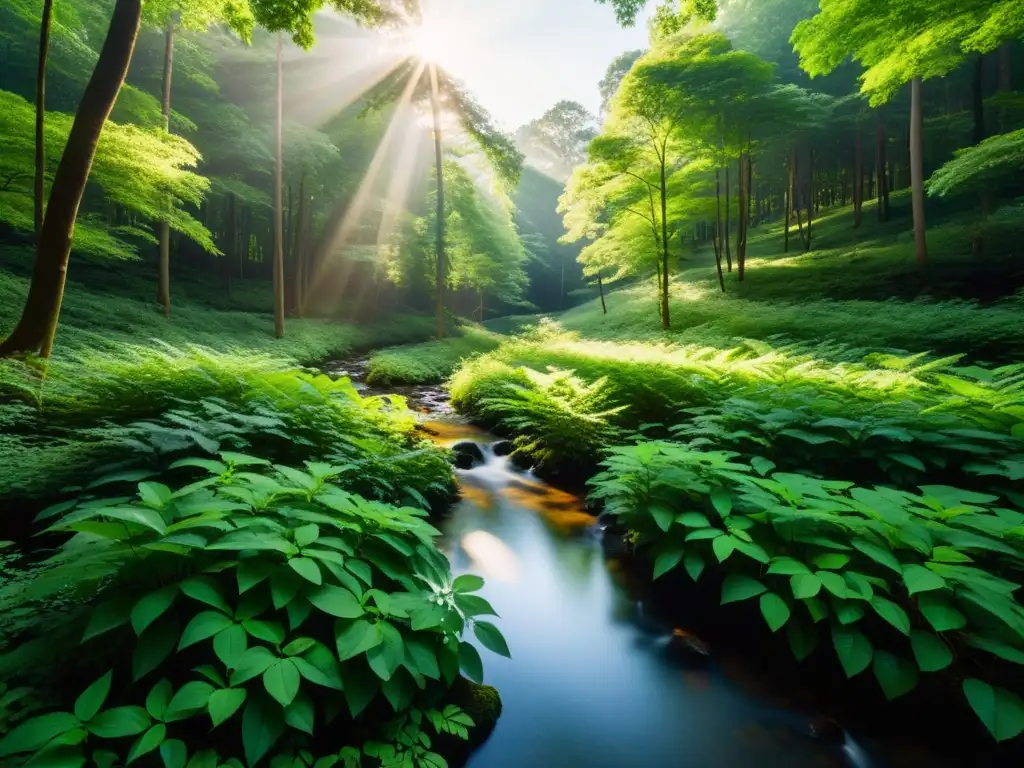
365;328;502;387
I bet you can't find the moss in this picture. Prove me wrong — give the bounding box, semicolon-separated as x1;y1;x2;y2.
435;677;503;766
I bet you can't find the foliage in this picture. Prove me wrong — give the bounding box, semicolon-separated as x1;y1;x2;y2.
366;328;502;387
927;129;1024;199
0;457;505;766
590;441;1024;740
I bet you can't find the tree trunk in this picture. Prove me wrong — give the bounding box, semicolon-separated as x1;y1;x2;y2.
806;147;814;252
35;0;54;240
794;151;806;245
478;289;485;322
157;16;175;320
910;76;928;266
972;54;986;145
724;163;732;272
273;34;285;338
785;152;792;253
289;175;306;315
430;64;446;340
0;0;143;358
853;124;863;228
1000;43;1012;131
714;168;726;293
598;271;607;315
737;153;748;281
877;109;889;222
659;154;670;329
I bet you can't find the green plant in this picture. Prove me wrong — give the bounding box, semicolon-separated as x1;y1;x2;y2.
0;456;508;766
590;441;1024;741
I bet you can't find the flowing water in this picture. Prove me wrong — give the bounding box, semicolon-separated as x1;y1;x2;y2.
429;425;875;768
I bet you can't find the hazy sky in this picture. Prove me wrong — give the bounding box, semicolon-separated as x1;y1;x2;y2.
418;0;654;129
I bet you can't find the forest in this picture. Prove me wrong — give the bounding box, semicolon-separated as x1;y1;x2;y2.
0;0;1023;766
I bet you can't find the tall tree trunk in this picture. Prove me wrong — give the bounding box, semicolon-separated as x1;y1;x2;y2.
157;16;176;320
429;64;446;340
659;154;670;329
597;271;607;315
806;147;814;252
714;168;726;293
794;151;806;245
0;0;142;358
35;0;54;240
999;43;1012;131
910;76;928;266
877;109;889;221
724;163;732;272
853;124;863;228
273;34;285;338
478;289;485;322
785;151;793;252
972;54;986;145
737;153;748;281
288;175;306;315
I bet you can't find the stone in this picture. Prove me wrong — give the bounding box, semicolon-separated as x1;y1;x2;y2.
491;440;514;457
807;716;845;745
452;441;485;462
434;677;503;766
509;450;533;471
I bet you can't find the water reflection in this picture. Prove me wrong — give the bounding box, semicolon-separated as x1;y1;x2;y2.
436;429;863;768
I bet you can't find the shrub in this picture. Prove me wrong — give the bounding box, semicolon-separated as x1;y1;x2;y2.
0;456;509;767
590;441;1024;741
366;329;502;387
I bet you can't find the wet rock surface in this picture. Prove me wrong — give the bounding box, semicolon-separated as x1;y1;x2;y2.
491;440;514;457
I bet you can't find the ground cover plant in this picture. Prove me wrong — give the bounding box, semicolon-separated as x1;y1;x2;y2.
365;328;503;387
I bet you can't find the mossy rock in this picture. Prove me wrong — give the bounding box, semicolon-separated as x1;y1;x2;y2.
434;677;502;766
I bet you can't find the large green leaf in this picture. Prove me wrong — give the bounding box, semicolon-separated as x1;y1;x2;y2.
452;574;485;593
208;689;247;728
910;630;953;672
87;707;151;738
458;641;484;684
767;557;811;576
759;593;790;632
230;647;279;686
367;622;405;681
709;488;732;518
721;574;766;604
683;553;705;582
871;597;911;635
164;682;215;723
179;577;232;614
284;693;315;735
817;571;848;599
307;585;364;618
294;524;320;548
831;625;872;678
336;619;384;661
289;557;323;585
133;616;179;682
916;592;967;632
179;612;234;650
791;573;822;599
159;739;187;768
294;643;344;689
650;503;675;532
263;660;301;707
872;651;918;700
145;679;172;721
963;678;1024;741
712;535;736;562
242;694;285;767
902;565;946;595
474;622;511;658
851;540;902;573
405;638;441;680
786;618;819;662
131;587;178;636
126;723;166;764
82;597;134;642
74;671;112;723
0;712;81;757
653;548;683;580
213;624;248;669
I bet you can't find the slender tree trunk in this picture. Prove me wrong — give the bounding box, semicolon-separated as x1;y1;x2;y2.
429;64;445;340
714;168;726;293
659;154;670;329
273;34;285;338
785;152;793;252
877;109;889;222
157;16;176;319
794;151;806;245
806;147;814;252
0;0;142;358
289;175;306;315
597;270;607;315
972;54;986;145
910;76;928;266
34;0;54;240
854;125;863;228
999;43;1012;131
737;154;748;281
478;289;485;322
724;163;732;272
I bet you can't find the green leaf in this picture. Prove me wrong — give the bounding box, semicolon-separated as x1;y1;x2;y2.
179;577;232;614
242;619;286;644
650;503;675;532
710;488;732;518
296;643;344;689
146;679;173;721
872;651;918;700
242;693;285;766
263;660;301;707
236;560;273;593
284;693;315;735
831;625;873;678
183;748;218;768
767;558;811;576
230;647;279;686
346;559;373;586
294;524;320;548
930;546;973;564
458;642;484;684
817;571;848;599
88;707;151;738
786;619;819;662
721;574;766;605
82;597;134;642
834;601;865;625
214;624;248;669
74;671;112;722
683;553;705;582
169;457;227;474
653;548;683;580
270;570;301;610
902;565;946;595
712;535;736;562
851;540;902;573
474;621;511;658
812;554;849;570
871;597;911;635
751;456;776;477
131;587;178;636
133;616;179;682
405;639;441;680
367;622;405;681
164;682;215;723
911;631;953;672
283;637;316;657
288;557;322;586
307;585;364;618
336;619;384;661
965;634;1024;664
159;739;187;768
0;712;81;757
139;482;173;509
759;593;790;632
889;453;926;472
676;512;710;528
686;528;724;541
963;678;1024;741
179;612;234;650
453;574;485;593
127;724;166;764
791;573;822;599
343;664;380;718
207;689;247;729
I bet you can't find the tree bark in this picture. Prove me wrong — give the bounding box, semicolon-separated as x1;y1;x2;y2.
35;0;54;240
157;16;175;319
714;168;726;293
273;34;285;338
785;151;792;252
598;271;607;315
806;147;814;252
0;0;142;358
999;43;1012;131
724;163;732;272
853;124;863;228
429;64;446;340
972;54;986;145
659;153;670;329
910;76;928;266
877;109;889;222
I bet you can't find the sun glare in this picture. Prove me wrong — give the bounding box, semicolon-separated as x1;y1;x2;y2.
408;18;458;69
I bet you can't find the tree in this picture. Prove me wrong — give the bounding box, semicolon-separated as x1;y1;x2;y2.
598;49;644;114
35;0;54;241
515;101;598;181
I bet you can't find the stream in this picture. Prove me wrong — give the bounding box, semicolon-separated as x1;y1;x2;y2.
331;360;952;767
